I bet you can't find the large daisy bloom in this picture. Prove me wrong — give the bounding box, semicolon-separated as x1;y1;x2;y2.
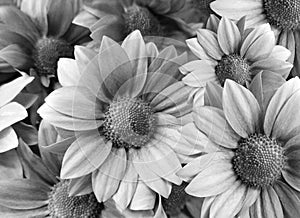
0;140;104;217
74;0;195;43
38;30;198;210
0;0;90;84
180;15;293;93
179;74;300;217
210;0;300;76
0;74;33;152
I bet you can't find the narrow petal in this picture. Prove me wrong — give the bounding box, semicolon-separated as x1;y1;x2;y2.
112;162;138;209
92;148;127;202
269;45;291;61
217;17;241;55
0;179;50;210
186;38;211;60
196;29;223;60
204;81;223;109
0;74;34;108
57;58;81;87
282;148;300;191
210;0;264;20
185;160;236;197
223;79;261;138
45;86;104;120
210;181;247;218
74;45;97;73
0;102;27;132
46;0;78;37
273;181;300;218
61;131;112;179
0;127;18;153
69;175;93;196
193;106;240;149
38;104;102;131
129;181;156;211
244;31;275;62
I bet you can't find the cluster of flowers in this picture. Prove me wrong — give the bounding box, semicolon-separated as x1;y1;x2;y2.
0;0;299;217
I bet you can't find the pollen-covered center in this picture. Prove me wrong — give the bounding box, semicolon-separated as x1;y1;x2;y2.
33;38;74;76
162;183;189;216
215;54;250;86
232;133;285;188
103;98;155;149
124;4;163;36
48;180;103;217
263;0;300;30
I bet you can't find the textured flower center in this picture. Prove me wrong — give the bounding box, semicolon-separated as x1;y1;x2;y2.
162;183;189;216
232;133;285;188
263;0;300;30
215;54;250;86
103;98;155;149
33;38;74;76
48;180;103;217
124;5;163;36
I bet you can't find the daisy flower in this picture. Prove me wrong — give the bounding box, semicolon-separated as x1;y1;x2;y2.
179;74;300;217
180;15;293;105
0;74;33;152
210;0;300;76
38;30;198;209
0;0;90;86
0;140;104;217
74;0;195;43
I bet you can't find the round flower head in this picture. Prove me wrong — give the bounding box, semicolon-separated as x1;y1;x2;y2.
179;73;300;217
74;0;195;43
38;30;199;210
180;15;293;105
0;74;34;153
210;0;300;77
0;140;104;217
0;0;90;86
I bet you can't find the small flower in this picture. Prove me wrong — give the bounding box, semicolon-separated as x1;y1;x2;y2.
179;75;300;217
0;74;33;152
38;30;199;210
180;15;293;105
74;0;195;43
0;0;90;85
210;0;300;76
0;140;104;217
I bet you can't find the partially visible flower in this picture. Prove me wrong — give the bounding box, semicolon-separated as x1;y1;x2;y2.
38;30;199;210
210;0;300;77
179;75;300;217
0;140;104;217
0;74;33;152
0;0;91;86
180;15;293;105
74;0;196;44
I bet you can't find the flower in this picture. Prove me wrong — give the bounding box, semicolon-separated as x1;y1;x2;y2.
0;74;33;152
38;30;199;210
74;0;195;43
0;0;90;86
179;15;293;105
179;74;300;217
0;140;104;217
210;0;300;77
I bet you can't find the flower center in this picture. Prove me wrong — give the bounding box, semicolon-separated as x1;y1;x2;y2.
123;5;163;36
48;180;103;217
103;98;155;149
232;133;285;188
263;0;300;30
33;38;74;76
162;183;189;216
215;54;250;86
